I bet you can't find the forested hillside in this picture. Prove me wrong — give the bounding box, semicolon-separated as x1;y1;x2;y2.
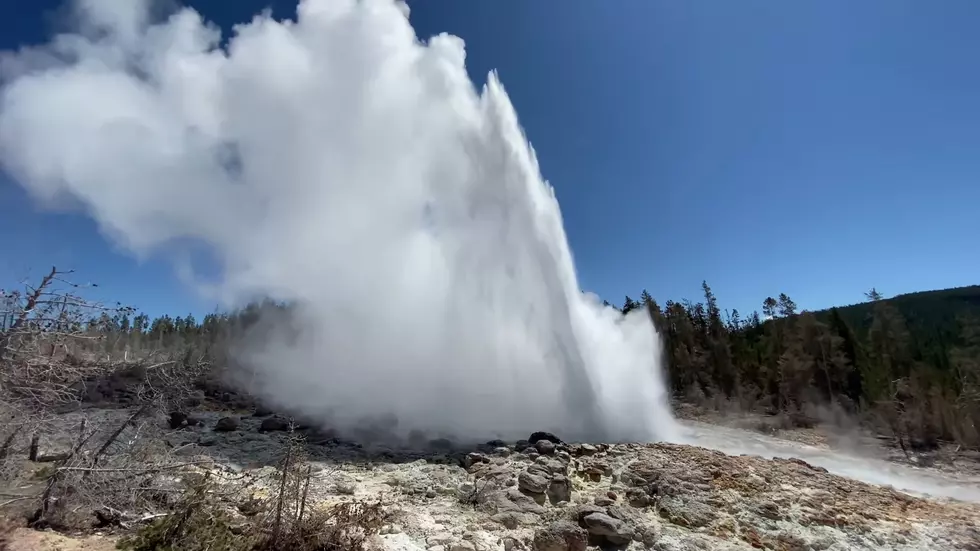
617;283;980;450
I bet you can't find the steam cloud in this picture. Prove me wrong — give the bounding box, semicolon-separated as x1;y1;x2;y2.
0;0;679;443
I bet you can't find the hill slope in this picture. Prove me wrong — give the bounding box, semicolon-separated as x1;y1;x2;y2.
821;285;980;342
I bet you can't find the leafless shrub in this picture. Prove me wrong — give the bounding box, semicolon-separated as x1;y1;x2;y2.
0;268;222;534
1;267;130;411
119;425;390;551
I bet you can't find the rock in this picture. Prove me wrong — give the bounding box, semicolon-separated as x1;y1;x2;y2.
491;488;548;515
625;488;650;507
259;416;291;432
214;416;240;432
547;475;572;504
485;439;507;448
519;469;551;494
491;512;523;529
34;450;71;463
754;500;782;521
582;512;634;545
594;496;615;507
252;406;274;417
634;522;661;548
568;504;606;523
515;440;530;451
494;447;512;457
427;534;453;547
450;542;476;551
533;456;567;476
578;444;598;456
502;537;519;551
657;498;715;528
528;431;564;445
465;452;490;469
535;440;557;456
533;521;587;551
648;474;683;498
605;505;641;525
168;411;188;429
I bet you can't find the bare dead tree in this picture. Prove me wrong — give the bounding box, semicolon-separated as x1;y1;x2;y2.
0;268;220;530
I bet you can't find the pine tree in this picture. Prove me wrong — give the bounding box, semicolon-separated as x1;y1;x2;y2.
762;297;778;319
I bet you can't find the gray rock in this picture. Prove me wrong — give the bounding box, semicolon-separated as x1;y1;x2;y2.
259;416;291;432
533;521;587;551
579;444;598;456
634;523;661;548
450;542;476;551
491;512;538;528
168;411;203;429
582;512;634;545
528;432;564;445
491;512;520;529
214;416;240;432
754;500;782;520
657;498;715;528
491;488;548;515
465;452;489;469
568;504;606;523
626;487;650;507
519;469;551;494
535;440;557;456
427;534;453;547
534;456;567;476
547;475;572;504
527;462;555;478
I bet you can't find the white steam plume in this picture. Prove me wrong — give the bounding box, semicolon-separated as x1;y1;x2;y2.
0;0;679;443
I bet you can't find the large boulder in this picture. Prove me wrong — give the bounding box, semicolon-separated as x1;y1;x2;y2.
214;416;240;432
582;512;634;546
533;521;587;551
252;405;275;417
535;440;557;456
259;416;291;432
489;488;548;516
168;411;203;430
528;431;564;445
547;475;572;504
518;469;551;495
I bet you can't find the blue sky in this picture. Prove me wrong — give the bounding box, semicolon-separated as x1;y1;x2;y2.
1;0;979;319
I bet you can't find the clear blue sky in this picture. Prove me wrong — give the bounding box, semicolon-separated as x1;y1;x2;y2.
1;0;978;319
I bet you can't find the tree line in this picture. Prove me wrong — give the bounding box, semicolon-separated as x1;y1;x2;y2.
14;277;978;450
615;282;980;450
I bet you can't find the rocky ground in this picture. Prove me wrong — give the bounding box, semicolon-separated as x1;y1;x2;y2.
3;406;980;551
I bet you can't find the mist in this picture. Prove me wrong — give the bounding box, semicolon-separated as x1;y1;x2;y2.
0;0;679;443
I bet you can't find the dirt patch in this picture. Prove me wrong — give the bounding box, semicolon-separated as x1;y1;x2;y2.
1;528;118;551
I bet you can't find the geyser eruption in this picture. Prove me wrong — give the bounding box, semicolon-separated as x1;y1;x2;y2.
0;0;679;442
